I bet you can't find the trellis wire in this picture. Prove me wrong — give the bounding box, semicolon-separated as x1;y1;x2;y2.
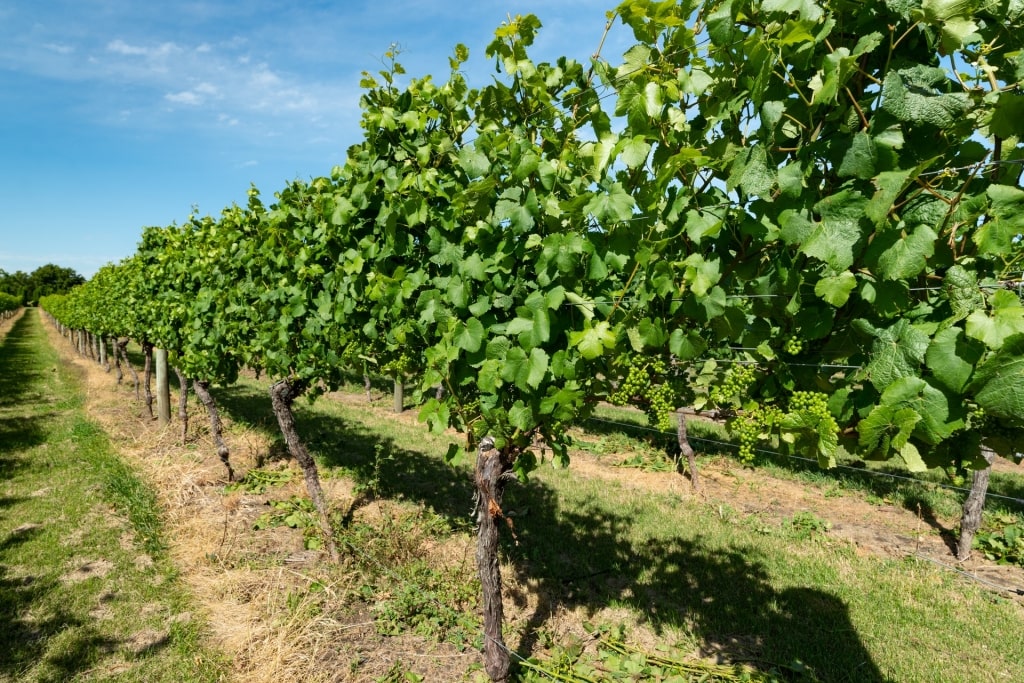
583;415;1024;508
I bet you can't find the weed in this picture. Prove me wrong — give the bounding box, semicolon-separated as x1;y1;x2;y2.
375;660;423;683
975;513;1024;565
254;496;323;550
782;511;831;540
224;466;295;494
372;559;480;648
99;445;166;556
615;451;675;472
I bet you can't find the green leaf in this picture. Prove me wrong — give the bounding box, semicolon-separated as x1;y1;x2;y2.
873;224;937;280
865;319;931;390
682;254;721;297
454;317;484;353
926;326;984;393
620;135;652;169
729;145;775;198
837;132;877;179
508;401;535;432
814;271;857;306
900;442;928;472
669;328;706;360
881;65;970;128
920;0;980;54
970;334;1024;426
569;320;616;359
944;265;984;322
989;93;1024;138
975;185;1024;255
525;347;550;389
801;190;868;271
584;183;637;223
858;404;920;457
966;290;1024;349
865;170;913;226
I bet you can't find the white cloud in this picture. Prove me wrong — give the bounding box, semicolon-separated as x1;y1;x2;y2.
107;39;179;59
166;90;202;105
42;42;74;54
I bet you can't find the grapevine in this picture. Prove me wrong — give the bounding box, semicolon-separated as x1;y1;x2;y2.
709;364;757;408
608;355;679;431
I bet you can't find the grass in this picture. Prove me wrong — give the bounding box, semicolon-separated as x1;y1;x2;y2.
32;334;1024;681
200;376;1024;682
588;401;1024;531
0;310;227;682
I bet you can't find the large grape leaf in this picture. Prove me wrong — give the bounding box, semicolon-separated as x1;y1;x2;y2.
966;290;1024;349
970;334;1024;427
800;190;869;271
881;65;970;128
864;319;931;390
925;325;984;393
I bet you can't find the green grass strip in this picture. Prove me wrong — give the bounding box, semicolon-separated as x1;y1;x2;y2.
0;310;227;682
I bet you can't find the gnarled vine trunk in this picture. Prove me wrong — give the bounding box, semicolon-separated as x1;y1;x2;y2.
475;436;513;683
117;338;140;399
193;379;234;482
269;378;339;562
676;408;700;491
174;367;189;442
957;446;997;561
99;335;109;372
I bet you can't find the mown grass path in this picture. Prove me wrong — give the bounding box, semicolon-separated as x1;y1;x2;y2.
0;310;226;682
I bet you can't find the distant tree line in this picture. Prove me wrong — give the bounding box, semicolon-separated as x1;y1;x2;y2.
0;264;85;305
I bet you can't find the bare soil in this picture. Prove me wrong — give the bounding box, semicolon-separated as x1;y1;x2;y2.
44;324;1024;682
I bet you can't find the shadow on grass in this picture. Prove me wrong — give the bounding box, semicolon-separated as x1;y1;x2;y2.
505;486;888;681
0;562;123;681
213;382;886;681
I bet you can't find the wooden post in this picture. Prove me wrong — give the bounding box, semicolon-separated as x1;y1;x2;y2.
393;376;404;413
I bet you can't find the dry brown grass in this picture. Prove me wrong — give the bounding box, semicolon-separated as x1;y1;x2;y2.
42;324;493;682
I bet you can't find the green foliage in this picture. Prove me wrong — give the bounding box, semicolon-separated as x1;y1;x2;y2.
0;264;84;305
974;514;1024;565
42;0;1024;524
224;466;295;494
254;496;323;550
370;559;480;648
0;291;21;315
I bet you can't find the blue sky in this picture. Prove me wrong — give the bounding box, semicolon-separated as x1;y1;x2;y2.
0;1;629;278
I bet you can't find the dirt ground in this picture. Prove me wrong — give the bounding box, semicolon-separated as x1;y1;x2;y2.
40;319;1024;681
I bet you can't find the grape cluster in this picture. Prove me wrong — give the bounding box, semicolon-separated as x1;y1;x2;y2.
730;405;783;462
784;335;803;355
709;364;757;406
610;356;677;430
788;391;838;434
644;382;677;431
732;415;760;461
382;352;413;376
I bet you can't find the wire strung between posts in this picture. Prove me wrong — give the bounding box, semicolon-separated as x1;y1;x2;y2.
910;553;1024;596
583;416;1024;508
918;158;1024;177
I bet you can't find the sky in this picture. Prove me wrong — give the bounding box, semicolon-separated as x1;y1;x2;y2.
0;0;631;278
